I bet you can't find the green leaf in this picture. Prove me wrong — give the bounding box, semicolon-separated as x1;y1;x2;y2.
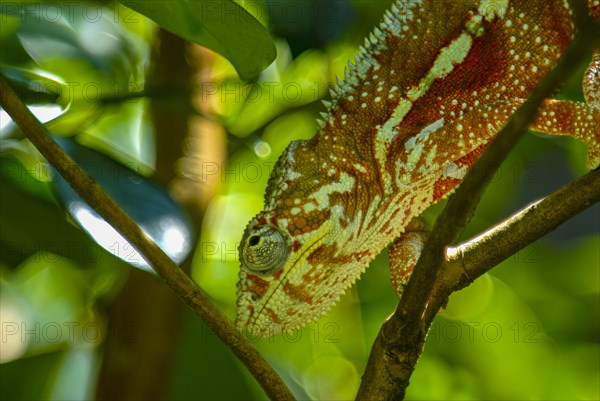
118;0;276;79
52;137;194;271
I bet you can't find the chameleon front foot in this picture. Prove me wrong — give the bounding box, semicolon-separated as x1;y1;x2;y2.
388;217;430;298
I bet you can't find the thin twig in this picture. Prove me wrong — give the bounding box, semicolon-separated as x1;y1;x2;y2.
0;74;296;401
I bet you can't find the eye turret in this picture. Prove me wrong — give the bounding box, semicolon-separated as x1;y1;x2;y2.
239;225;288;273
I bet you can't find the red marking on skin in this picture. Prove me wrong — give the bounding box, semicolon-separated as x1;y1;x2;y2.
293;241;301;252
265;307;282;324
378;208;401;233
273;269;283;281
306;243;369;266
246;274;270;299
458;144;486;166
352;250;372;261
433;177;461;202
306;244;336;265
270;216;278;226
432;145;486;201
283;281;313;304
257;216;267;225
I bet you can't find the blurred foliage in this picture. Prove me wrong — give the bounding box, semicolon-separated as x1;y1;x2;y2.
120;0;276;80
1;1;598;401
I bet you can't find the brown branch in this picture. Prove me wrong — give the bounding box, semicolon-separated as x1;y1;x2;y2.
0;74;295;401
356;6;600;400
443;167;600;291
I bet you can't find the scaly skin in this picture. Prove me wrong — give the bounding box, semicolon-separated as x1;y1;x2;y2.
236;0;600;338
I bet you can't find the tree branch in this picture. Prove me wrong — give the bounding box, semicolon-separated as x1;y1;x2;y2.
356;6;600;400
443;167;600;291
0;74;295;401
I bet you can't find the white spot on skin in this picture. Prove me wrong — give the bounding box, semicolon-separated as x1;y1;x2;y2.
354;163;367;173
465;14;484;36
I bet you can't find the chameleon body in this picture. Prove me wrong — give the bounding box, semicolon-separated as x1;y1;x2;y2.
236;0;600;337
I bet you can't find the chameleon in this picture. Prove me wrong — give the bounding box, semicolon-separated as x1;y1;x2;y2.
236;0;600;338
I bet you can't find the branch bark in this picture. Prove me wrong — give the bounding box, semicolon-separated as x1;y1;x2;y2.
444;168;600;291
0;75;295;401
356;7;600;400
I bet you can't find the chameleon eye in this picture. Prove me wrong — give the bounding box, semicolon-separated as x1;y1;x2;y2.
248;235;260;246
240;225;288;273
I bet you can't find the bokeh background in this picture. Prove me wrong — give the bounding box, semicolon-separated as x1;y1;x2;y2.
1;1;598;400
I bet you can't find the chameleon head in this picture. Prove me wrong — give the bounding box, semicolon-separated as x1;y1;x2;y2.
236;216;329;338
235;139;369;337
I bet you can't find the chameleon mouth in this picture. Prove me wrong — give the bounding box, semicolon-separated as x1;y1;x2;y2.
240;225;330;337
